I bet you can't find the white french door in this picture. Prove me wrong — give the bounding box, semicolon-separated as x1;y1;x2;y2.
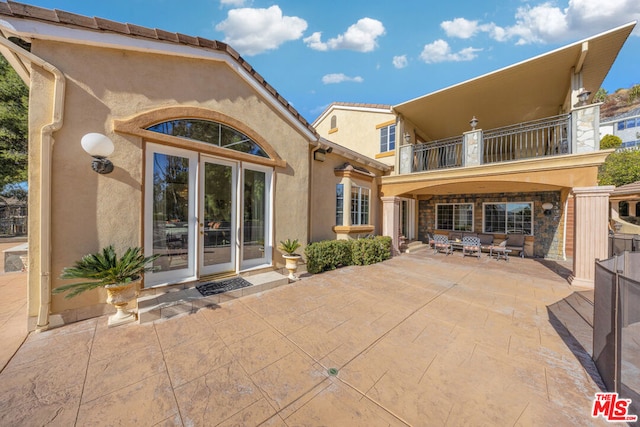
145;144;272;287
145;144;198;286
199;156;237;276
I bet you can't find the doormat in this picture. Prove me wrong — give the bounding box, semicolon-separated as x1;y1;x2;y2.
196;277;252;296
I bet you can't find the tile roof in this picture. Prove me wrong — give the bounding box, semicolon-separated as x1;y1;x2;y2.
603;106;640;122
0;1;318;138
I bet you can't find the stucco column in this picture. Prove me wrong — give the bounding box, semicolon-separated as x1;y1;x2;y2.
570;186;614;288
381;196;401;256
610;201;620;220
628;201;638;217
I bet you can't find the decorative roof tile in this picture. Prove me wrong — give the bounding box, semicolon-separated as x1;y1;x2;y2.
0;1;318;137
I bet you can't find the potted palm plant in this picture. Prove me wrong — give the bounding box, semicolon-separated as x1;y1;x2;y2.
53;245;159;327
278;238;301;280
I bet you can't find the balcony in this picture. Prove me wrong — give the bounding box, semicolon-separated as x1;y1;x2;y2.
400;113;573;174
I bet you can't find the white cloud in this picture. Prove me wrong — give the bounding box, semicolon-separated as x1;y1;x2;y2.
457;0;640;45
392;55;408;69
321;73;364;84
419;39;481;63
215;6;307;55
441;18;480;39
220;0;251;7
304;18;385;52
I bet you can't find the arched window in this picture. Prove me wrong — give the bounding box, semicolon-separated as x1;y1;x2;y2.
330;115;337;129
147;119;269;158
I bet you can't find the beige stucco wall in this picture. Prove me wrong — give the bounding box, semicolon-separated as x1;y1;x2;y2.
315;108;396;167
310;152;383;242
28;40;312;322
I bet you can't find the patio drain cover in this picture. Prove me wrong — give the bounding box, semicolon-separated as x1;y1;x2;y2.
196;277;252;296
328;368;339;376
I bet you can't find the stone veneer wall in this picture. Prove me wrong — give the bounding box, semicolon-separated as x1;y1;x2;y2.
418;191;564;259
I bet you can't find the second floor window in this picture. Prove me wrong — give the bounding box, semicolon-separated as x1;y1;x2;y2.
380;124;396;153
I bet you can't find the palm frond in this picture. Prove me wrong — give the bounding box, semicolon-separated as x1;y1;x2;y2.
54;245;160;299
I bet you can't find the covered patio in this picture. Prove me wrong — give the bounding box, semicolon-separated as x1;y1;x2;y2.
0;250;608;425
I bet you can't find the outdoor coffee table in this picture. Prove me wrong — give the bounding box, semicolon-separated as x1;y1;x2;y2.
490;246;512;261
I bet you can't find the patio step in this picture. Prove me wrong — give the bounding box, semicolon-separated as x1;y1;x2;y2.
405;241;429;253
137;270;289;323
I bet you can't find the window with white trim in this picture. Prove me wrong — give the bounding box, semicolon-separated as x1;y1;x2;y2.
336;184;344;226
350;184;370;225
483;202;533;235
436;203;473;231
380;124;396;153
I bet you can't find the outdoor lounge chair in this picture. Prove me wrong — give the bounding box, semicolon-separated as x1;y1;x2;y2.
462;236;481;259
433;234;453;255
426;232;436;249
478;233;494;253
506;233;526;258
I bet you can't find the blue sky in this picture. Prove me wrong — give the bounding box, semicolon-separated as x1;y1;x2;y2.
17;0;640;122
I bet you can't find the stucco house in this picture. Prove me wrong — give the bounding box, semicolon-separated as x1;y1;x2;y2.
315;22;636;288
0;1;635;331
0;2;390;330
600;106;640;149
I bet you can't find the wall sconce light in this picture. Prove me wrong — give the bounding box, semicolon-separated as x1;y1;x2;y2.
313;146;332;162
469;116;479;130
542;202;554;216
81;133;115;174
577;88;591;106
404;132;411;143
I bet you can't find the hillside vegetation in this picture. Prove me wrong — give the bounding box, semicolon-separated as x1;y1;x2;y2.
598;84;640;119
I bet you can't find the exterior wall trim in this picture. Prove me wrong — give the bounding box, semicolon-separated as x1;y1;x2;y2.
114;106;287;168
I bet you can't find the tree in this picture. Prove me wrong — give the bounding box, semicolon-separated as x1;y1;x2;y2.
600;134;622;150
0;55;28;189
593;87;608;103
598;149;640;186
629;84;640;104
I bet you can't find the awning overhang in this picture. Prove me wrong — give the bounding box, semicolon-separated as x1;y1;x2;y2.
393;22;636;141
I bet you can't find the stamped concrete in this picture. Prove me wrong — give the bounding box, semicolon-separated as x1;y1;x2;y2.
0;250;613;426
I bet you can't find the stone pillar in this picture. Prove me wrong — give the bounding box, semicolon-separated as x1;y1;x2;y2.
571;103;601;154
463;129;482;166
382;196;401;256
570;186;614;288
628;201;638;217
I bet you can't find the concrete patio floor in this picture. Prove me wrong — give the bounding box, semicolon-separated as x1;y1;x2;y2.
0;250;612;426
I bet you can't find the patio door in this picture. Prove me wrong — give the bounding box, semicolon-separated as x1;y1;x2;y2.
199;157;237;276
145;144;273;287
145;144;198;286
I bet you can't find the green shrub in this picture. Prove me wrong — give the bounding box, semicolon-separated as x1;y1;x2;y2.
600;134;622;150
304;236;392;274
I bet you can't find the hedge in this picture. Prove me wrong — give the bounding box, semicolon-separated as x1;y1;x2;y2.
304;236;392;274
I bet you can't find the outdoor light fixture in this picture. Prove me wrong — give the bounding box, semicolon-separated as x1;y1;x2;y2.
469;116;479;130
404;132;411;143
81;133;115;174
577;88;591;106
313;146;332;162
542;202;554;216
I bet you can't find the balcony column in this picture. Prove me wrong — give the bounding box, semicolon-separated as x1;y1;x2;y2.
570;186;614;288
628;201;638;217
610;200;620;220
571;103;601;153
381;196;401;256
463;129;482;166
